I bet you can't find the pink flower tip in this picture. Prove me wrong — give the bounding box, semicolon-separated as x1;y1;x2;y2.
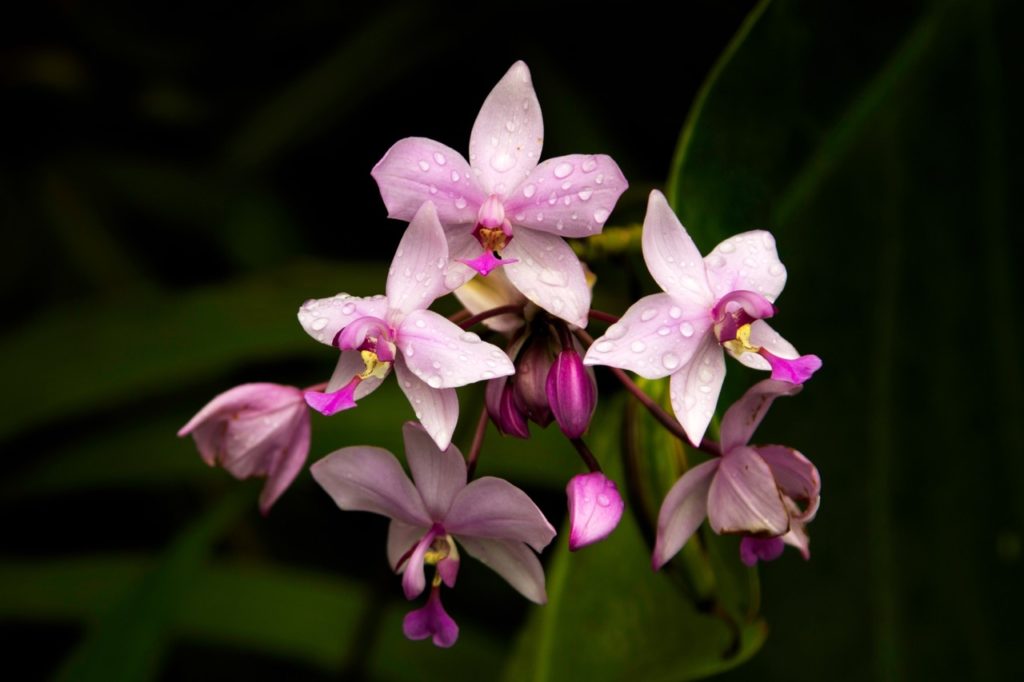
303;378;361;416
459;251;519;276
402;587;459;648
761;350;822;384
546;348;597;439
739;536;786;566
567;472;624;551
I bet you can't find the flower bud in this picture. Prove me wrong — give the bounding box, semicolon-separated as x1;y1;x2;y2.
485;376;530;438
546;348;597;439
178;383;310;514
513;339;556;427
566;472;624;551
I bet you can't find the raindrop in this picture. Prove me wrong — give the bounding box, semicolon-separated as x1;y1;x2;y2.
708;254;726;269
563;196;572;206
433;152;447;165
455;197;468;210
539;269;567;286
341;303;356;315
657;326;671;336
595;174;604;184
679;322;695;337
536;212;544;221
415;318;426;328
429;185;437;194
548;191;558;205
698;367;713;383
669;306;682;319
523;183;536;198
418;160;430;172
505;120;517;132
561;181;572;191
582;157;597;172
593;209;610;223
662;352;680;370
553;162;573;179
482;370;495;379
451;170;461;182
432;361;441;369
490;152;515;172
640;307;658;322
405;345;415;357
311;318;328;331
597;494;611;506
428;376;442;388
577;189;593;201
459;331;481;343
605;323;628;340
719;240;736;253
594;341;614;352
631;341;646;353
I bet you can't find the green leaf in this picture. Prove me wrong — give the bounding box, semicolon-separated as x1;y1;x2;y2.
503;398;764;682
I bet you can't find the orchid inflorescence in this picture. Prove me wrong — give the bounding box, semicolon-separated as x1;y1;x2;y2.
179;61;823;648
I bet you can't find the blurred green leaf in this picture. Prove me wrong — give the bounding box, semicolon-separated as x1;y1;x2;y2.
55;491;249;681
503;398;764;682
0;260;385;441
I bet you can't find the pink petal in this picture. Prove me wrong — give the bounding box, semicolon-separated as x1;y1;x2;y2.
445;477;556;552
739;536;786;566
401;527;438;599
310;446;431;527
326;349;389;399
502;228;590;327
393;359;459;450
402;421;467;520
582;292;711;380
388;518;429;572
397;309;515;388
668;337;726;446
371;137;485;225
469;61;543;196
755;445;821;521
386;202;451;317
641;191;715;309
719;379;802;453
503;154;628;238
782;517;811;559
403;586;459;647
707;446;789;536
704;230;787;303
439;227;481;291
652;459;719;569
730;320;796;371
297;294;390;347
455;536;548;604
257;410;311;515
566;472;624;551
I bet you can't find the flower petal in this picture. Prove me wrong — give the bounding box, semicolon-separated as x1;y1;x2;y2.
258;410;311;515
708;446;789;536
730;319;795;371
371;137;484;225
310;446;431;527
755;444;820;521
668;337;726;446
781;517;811;559
583;292;711;380
719;379;802;453
327;349;389;399
445;477;556;552
503;154;627;238
402;421;467;519
704;230;787;303
403;586;459;647
297;294;390;346
566;472;624;551
386;202;451;318
469;61;543;196
455;536;548;604
652;458;719;569
503;228;590;327
388;518;429;572
640;191;714;308
739;536;786;566
401;527;438;599
398;309;515;388
394;358;459;451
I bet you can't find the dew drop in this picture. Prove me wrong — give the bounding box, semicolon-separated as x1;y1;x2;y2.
662;352;680;370
593;209;610;223
657;326;671;336
539;269;567;286
595;341;614;352
684;395;696;409
719;240;736;253
582;157;597;172
523;183;536;198
553;162;573;179
415;318;426;328
597;493;611;506
311;318;328;331
482;370;495;379
698;367;713;383
548;191;558;206
679;322;695;337
490;152;516;172
595;173;604;184
341;303;356;315
428;184;437;194
451;170;460;182
630;341;646;353
405;345;415;357
708;254;726;269
535;212;544;221
561;180;572;191
505;119;517;132
418;160;430;172
459;331;481;343
605;323;627;340
428;376;442;388
640;307;657;322
433;152;447;165
432;361;441;369
577;189;593;201
563;196;572;206
455;197;468;210
669;306;682;319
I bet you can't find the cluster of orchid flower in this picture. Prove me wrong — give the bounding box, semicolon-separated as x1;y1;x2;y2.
179;62;823;648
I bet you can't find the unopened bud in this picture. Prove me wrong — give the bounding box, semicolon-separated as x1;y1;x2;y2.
566;472;624;551
485;377;530;438
546;348;597;439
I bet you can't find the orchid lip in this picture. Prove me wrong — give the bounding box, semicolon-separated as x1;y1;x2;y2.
304;376;362;416
460;250;519;276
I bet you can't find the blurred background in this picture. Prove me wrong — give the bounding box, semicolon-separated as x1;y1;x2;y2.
2;0;1021;680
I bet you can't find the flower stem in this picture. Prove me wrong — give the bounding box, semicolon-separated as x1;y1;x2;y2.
447;309;472;324
457;304;525;330
465;407;489;479
587;309;621;324
570;438;602;473
573;328;721;457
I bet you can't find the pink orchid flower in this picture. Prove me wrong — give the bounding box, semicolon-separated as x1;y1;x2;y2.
312;422;557;646
372;60;628;328
298;201;514;449
178;382;310;514
584;190;821;445
652;380;821;570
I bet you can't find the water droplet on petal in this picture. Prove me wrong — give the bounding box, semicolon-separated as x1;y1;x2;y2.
311;318;328;331
593;209;610;223
680;322;695;337
640;307;658;322
433;152;447;165
605;323;628;340
459;331;481;343
523;183;536;198
418;160;430;172
595;341;614;352
490;152;515;172
631;341;646;353
561;180;572;191
597;493;610;506
708;254;726;269
428;376;442;388
415;318;426;328
405;345;415;357
577;189;593;201
657;326;671;336
428;184;437;194
719;240;736;253
554;162;573;179
455;197;467;210
536;212;544;221
698;367;713;382
451;170;460;182
595;173;604;184
582;157;597;172
662;352;680;370
341;303;356;315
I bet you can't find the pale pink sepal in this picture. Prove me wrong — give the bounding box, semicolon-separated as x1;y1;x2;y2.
398;309;515;388
652;459;719;570
503;228;591;328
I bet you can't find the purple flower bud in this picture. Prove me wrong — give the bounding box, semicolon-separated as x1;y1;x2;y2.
402;586;459;648
546;348;597;439
178;383;311;515
485;377;530;438
566;472;624;551
513;339;556;427
739;536;786;566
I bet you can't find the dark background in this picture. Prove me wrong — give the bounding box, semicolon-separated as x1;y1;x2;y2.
2;1;1021;680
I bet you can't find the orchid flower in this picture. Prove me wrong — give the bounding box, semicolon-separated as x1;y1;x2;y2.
584;190;821;445
652;379;821;569
178;383;310;514
298;201;514;449
372;60;628;328
312;422;557;646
